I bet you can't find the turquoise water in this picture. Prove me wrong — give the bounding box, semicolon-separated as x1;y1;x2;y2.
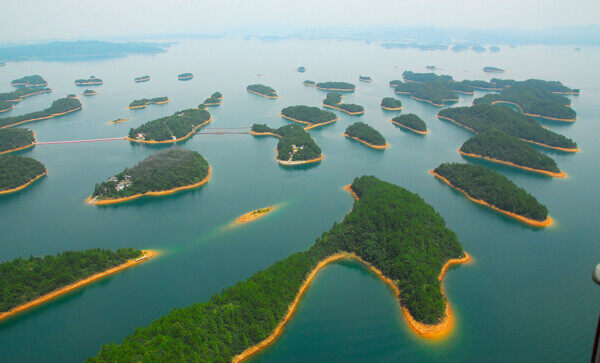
0;40;598;362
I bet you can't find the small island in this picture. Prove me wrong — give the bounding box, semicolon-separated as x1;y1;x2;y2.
280;105;337;129
109;118;129;125
297;66;305;73
234;206;275;225
126;108;211;144
432;162;551;227
250;124;323;166
302;80;316;87
437;104;578;152
490;78;579;95
0;96;82;129
0;128;36;154
426;66;438;70
127;97;169;109
83;89;97;96
322;92;365;115
88;149;210;205
74;76;103;86
11;75;48;88
178;73;193;81
344;122;388;149
359;76;372;82
381;97;402;110
0;248;155;321
0;154;46;194
483;66;504;73
134;75;151;83
451;44;469;52
247;84;278;99
315;81;355;92
391;114;429;135
202;92;223;106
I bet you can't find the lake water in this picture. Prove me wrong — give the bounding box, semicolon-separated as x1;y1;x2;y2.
0;39;598;362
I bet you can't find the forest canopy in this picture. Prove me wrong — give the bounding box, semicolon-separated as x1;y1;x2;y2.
0;128;35;154
127;108;210;142
345;122;386;146
0;97;82;128
281;105;337;125
246;84;277;97
391;114;427;132
0;154;45;191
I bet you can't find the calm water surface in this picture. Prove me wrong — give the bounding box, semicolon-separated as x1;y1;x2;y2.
0;40;598;362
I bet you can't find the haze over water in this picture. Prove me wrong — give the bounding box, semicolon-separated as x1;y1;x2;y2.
0;39;598;362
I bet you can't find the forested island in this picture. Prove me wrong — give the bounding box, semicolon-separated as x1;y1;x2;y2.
0;248;154;321
280;105;338;129
126;108;211;144
203;92;223;106
127;97;169;109
432;163;551;227
134;75;151;83
483;67;505;73
177;73;193;81
89;175;468;361
250;124;323;165
11;75;48;88
437;104;578;152
459;130;564;177
83;89;97;96
247;84;278;98
88;149;210;205
490;78;580;95
359;76;372;82
344;122;388;149
0;128;35;154
74;76;103;86
402;71;453;84
391;114;428;135
381;97;402;110
393;81;459;107
322;92;365;115
0;155;46;194
297;66;306;73
109;118;128;125
0;97;82;129
303;80;316;86
315;81;355;92
0;87;52;103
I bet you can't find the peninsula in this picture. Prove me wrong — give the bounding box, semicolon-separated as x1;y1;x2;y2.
127;97;169;109
344;122;388;149
315;81;355;92
322;92;364;115
202;92;223;106
432;163;551;227
74;76;103;86
178;73;193;81
11;75;48;88
0;96;82;129
83;89;97;96
0;155;46;194
381;97;402;110
88;149;210;205
280;105;337;129
0;87;52;105
250;124;323;166
247;84;278;99
134;75;151;83
0;128;35;154
303;80;316;87
89;175;469;361
126;107;211;144
483;67;505;73
391;114;429;135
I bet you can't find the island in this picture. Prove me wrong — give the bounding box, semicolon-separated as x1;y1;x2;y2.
250;124;323;166
0;128;35;154
74;76;103;86
391;114;429;135
280;105;338;129
127;97;169;109
426;65;438;70
432;163;551;227
234;206;275;225
247;84;278;99
322;92;365;115
394;81;459;107
202;92;223;106
0;96;83;129
134;75;151;83
88;175;469;361
109;118;129;125
0;87;52;103
0;154;46;194
437;104;578;152
126;108;211;144
459;129;564;177
83;89;97;96
87;149;210;205
178;73;193;81
297;66;305;73
0;248;155;321
381;97;402;110
302;80;316;87
315;81;355;92
483;66;504;73
359;76;372;82
344;122;388;149
11;75;48;88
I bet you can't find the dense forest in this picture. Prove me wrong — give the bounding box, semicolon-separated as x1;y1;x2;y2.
246;84;277;97
251;123;322;162
203;92;222;105
0;154;45;191
281;105;337;125
460;130;561;173
127;108;210;142
0;97;82;128
402;71;474;94
391;114;428;132
322;92;364;114
89;175;464;361
0;248;142;313
315;81;355;91
11;75;48;87
128;97;169;108
74;76;103;86
92;149;209;200
434;163;548;221
381;97;402;109
438;104;577;150
345;122;386;146
463;80;502;91
0;86;52;102
394;81;459;106
0;128;35;154
490;78;579;95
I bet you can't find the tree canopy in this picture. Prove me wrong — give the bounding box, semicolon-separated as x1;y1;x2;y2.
281;105;337;125
251;123;322;162
0;128;35;154
392;114;427;132
345;122;386;146
247;84;277;97
0;97;82;128
127;108;210;142
0;154;45;191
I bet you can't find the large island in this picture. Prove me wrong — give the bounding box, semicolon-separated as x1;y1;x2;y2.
0;97;82;129
88;149;210;205
280;105;337;129
250;124;323;165
0;128;36;154
344;122;388;149
315;81;355;92
126;108;211;144
247;84;278;99
0;154;46;194
127;97;169;109
322;92;364;115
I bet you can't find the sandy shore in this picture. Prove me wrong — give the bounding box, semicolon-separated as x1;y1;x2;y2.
0;250;157;322
315;86;355;92
280;113;338;130
322;103;365;115
381;105;403;111
234;206;276;225
277;154;324;166
458;150;566;178
247;89;279;99
0;169;46;195
250;131;282;138
343;133;388;149
390;120;429;135
125;117;211;144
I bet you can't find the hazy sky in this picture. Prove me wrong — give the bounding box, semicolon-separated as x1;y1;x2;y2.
2;0;599;41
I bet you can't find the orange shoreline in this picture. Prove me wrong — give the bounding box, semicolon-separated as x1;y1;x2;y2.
87;167;210;205
322;103;365;115
0;169;46;195
390;120;429;135
280;113;338;130
381;105;403;111
430;170;553;227
0;250;157;322
277;152;324;166
343;133;388;149
125;117;211;144
458;149;566;178
0;105;13;113
234;206;275;225
247;89;279;99
0;106;82;129
127;98;170;109
490;100;576;122
0;130;35;154
250;131;282;138
315;86;355;92
302;82;316;87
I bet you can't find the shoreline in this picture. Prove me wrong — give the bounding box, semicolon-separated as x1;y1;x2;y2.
280;113;338;130
458;150;566;178
0;105;14;113
381;105;403;111
234;206;276;225
343;133;388;149
490;100;576;122
0;106;81;129
125;117;211;144
322;103;365;115
315;86;355;92
87;167;211;205
277;153;324;166
0;250;157;322
410;95;458;107
247;89;279;99
0;169;46;195
390;120;429;135
430;170;553;227
127;98;170;110
302;82;316;87
109;118;129;125
250;131;282;138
